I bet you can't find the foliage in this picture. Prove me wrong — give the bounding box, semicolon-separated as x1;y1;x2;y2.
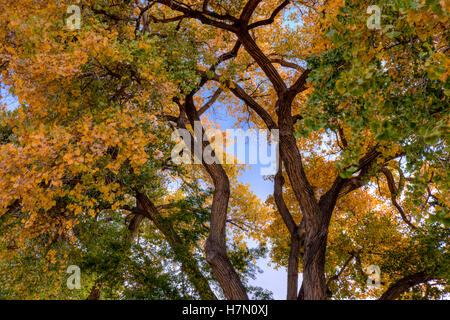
0;0;448;300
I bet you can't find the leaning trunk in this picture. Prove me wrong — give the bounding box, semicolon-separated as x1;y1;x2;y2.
183;96;248;300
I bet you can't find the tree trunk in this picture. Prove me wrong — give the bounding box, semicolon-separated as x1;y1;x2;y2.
276;97;328;299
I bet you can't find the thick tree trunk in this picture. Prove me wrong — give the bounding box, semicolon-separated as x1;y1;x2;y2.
183;96;248;300
276;97;328;299
301;227;328;299
379;272;432;300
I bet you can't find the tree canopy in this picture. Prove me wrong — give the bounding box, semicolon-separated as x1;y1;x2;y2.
0;0;448;300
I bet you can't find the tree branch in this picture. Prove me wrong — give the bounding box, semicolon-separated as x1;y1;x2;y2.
287;69;311;99
379;272;433;300
270;58;305;72
202;70;277;129
155;0;239;32
326;253;355;290
380;167;417;230
248;0;290;29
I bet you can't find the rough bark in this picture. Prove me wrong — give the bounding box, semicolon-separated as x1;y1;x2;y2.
380;167;417;230
287;227;304;300
86;193;217;300
182;95;249;300
87;282;102;300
